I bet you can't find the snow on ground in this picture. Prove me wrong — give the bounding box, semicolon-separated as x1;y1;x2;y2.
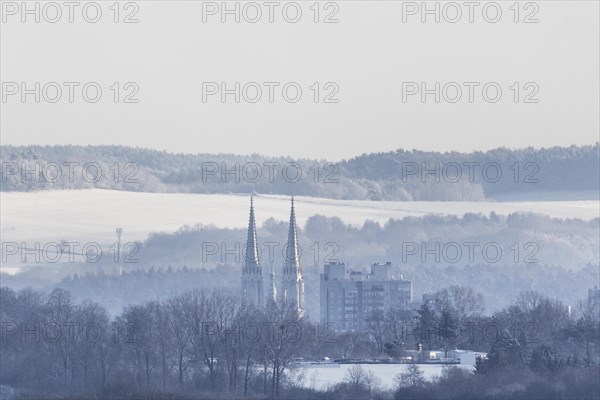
293;363;470;390
1;189;598;245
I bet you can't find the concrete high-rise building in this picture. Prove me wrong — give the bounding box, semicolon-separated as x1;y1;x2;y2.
241;197;264;307
320;261;412;331
281;197;305;315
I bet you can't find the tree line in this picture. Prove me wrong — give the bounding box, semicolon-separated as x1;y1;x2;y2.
2;144;598;200
1;285;598;399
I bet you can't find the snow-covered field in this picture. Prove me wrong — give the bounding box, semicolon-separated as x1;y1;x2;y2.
1;189;598;245
293;363;470;390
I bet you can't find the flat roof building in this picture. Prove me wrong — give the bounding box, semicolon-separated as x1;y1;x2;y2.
320;262;412;332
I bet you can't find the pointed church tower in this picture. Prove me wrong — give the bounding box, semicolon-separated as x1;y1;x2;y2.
241;197;264;307
282;197;305;315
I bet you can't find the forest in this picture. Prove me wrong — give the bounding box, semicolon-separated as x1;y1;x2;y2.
0;285;598;399
1;144;598;200
2;212;598;316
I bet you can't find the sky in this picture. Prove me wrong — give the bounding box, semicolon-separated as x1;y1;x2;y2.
1;1;599;160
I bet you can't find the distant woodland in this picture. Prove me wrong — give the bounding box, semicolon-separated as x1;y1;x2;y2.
3;213;598;317
1;144;598;200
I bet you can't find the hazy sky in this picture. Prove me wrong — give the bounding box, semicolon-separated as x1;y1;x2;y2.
1;1;598;160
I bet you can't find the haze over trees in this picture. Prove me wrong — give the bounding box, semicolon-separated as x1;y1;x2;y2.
2;212;598;316
1;144;598;200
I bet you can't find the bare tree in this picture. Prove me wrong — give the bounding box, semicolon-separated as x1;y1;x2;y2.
437;286;485;350
119;303;157;389
344;364;368;386
73;300;109;391
364;309;386;355
45;288;76;388
219;292;242;393
167;295;192;386
259;301;305;398
395;364;425;388
342;364;381;398
235;304;263;396
439;286;485;324
151;301;173;389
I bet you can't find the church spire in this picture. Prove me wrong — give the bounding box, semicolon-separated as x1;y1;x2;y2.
245;196;259;272
285;196;301;272
282;197;304;314
242;196;263;307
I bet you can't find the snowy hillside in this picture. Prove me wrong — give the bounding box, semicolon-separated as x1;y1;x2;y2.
1;189;598;244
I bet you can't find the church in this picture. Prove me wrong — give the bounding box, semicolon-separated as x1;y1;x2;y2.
241;197;305;315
